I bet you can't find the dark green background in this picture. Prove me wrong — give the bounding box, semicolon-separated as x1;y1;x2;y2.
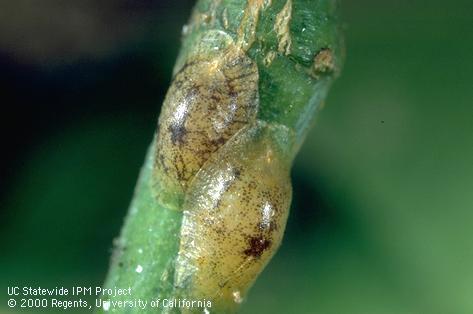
1;1;472;313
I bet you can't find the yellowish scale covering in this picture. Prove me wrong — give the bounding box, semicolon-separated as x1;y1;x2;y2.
154;32;259;208
152;14;294;310
175;123;292;310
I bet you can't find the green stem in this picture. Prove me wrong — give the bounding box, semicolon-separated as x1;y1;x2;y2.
99;0;342;313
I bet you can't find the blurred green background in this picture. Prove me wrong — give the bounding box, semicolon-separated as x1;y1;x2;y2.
1;1;472;313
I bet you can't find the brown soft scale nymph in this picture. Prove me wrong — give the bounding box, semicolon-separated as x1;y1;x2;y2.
174;123;292;309
154;44;258;200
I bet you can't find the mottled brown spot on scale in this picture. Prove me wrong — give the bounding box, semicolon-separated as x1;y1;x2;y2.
233;167;242;178
213;226;226;235
244;235;272;258
210;137;226;146
168;124;188;145
248;181;257;190
210;94;221;102
227;89;238;99
173;153;189;182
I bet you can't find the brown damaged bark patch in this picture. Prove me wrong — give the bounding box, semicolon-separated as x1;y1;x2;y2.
237;0;266;51
313;48;335;75
274;0;293;55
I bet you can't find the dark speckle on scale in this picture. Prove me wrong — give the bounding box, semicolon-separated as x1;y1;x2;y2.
244;235;272;258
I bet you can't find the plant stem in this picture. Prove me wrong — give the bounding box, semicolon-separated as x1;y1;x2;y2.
99;0;342;313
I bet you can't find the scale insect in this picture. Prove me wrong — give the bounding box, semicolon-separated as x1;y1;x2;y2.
152;31;295;310
174;122;293;310
153;31;259;208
